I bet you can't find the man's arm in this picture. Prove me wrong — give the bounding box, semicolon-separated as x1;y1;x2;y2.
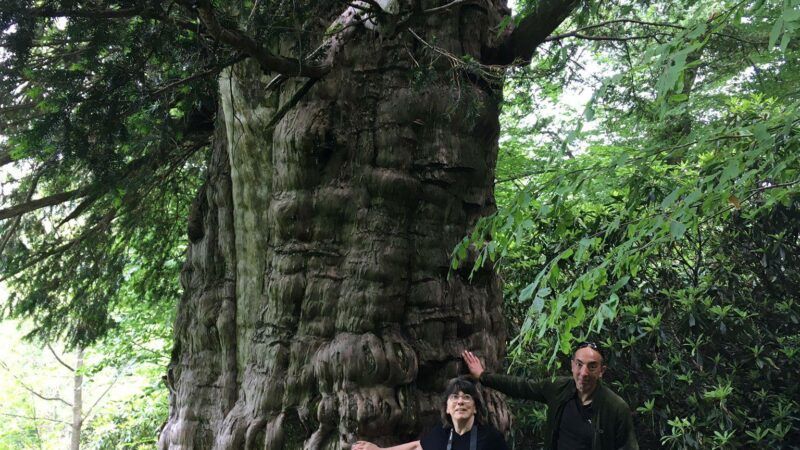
615;410;639;450
462;350;550;402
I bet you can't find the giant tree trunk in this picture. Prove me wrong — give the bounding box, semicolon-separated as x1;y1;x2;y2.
160;2;513;448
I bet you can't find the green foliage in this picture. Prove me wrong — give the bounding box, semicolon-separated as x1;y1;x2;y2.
0;398;45;449
82;382;168;450
456;0;800;447
0;313;171;449
0;0;345;348
0;0;218;347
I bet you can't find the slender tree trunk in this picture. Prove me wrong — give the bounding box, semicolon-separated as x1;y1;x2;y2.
70;347;83;450
30;401;45;450
161;2;513;448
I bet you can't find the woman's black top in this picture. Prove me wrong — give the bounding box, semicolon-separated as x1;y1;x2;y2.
420;423;509;450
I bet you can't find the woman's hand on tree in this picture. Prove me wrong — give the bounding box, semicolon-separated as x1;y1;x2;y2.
353;440;421;450
462;350;485;380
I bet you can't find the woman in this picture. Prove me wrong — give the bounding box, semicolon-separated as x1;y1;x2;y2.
353;377;508;450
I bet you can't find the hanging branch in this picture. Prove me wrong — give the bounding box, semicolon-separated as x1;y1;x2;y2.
0;210;116;283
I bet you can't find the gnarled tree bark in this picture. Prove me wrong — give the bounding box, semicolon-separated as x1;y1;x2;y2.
160;1;579;448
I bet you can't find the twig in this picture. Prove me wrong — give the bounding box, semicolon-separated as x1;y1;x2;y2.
265;78;319;129
82;360;134;421
0;412;70;424
544;17;761;46
47;344;75;372
19;6;145;19
546;33;664;42
423;0;483;15
0;361;73;407
147;55;245;99
245;0;262;31
407;29;504;81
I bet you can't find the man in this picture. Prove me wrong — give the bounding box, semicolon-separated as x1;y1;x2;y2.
462;342;638;450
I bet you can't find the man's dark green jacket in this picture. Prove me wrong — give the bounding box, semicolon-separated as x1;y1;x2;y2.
480;373;638;450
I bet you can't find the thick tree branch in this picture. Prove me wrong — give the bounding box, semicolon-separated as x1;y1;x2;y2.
0;189;86;221
189;0;329;78
486;0;581;65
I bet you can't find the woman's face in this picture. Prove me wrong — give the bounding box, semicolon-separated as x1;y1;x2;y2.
446;390;476;421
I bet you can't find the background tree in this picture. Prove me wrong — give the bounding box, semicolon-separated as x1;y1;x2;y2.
0;314;169;450
455;0;800;447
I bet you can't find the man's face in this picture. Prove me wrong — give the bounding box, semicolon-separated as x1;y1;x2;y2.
571;347;605;396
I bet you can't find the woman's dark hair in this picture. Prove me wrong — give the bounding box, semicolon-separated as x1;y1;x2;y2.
440;377;486;427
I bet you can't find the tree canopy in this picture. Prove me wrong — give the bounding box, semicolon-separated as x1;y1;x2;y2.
0;0;221;345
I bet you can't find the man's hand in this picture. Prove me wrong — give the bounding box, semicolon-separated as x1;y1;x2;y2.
352;441;380;450
462;350;485;380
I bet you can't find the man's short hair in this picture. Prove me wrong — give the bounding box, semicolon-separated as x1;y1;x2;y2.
574;341;605;362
